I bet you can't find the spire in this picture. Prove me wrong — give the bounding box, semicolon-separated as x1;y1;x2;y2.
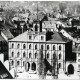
37;2;38;20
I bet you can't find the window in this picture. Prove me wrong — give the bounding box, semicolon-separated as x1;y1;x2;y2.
78;53;80;56
41;36;44;40
29;52;31;58
17;61;20;66
11;61;14;66
35;53;37;59
17;52;20;57
12;52;14;57
17;44;20;48
35;44;37;49
47;53;49;59
23;61;25;66
59;53;61;59
47;45;49;50
78;65;80;69
23;44;26;49
12;43;14;48
35;24;38;31
59;45;61;50
53;53;56;59
59;63;61;68
78;59;80;62
29;35;32;40
41;45;43;50
23;52;26;58
29;44;31;49
53;45;55;50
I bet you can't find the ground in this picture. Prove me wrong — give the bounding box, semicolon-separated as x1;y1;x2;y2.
9;69;80;79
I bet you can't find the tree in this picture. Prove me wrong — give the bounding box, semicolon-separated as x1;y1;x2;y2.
52;52;58;79
77;5;80;14
59;2;67;14
37;49;46;79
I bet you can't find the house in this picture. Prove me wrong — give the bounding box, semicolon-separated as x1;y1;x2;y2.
42;20;59;32
8;20;74;77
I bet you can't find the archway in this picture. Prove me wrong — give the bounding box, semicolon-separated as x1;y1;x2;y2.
68;64;74;74
26;62;30;71
32;62;36;71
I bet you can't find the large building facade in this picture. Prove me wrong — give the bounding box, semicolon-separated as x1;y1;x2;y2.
8;21;72;74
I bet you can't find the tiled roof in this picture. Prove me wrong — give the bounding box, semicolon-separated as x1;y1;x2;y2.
72;46;77;52
2;30;14;40
0;35;5;41
48;32;71;43
9;31;28;41
0;21;16;30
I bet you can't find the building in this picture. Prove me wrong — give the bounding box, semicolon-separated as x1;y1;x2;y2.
8;21;73;75
42;20;58;32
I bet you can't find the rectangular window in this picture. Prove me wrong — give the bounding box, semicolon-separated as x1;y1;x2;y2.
41;36;44;40
35;44;37;49
29;44;31;49
78;65;80;69
78;53;80;56
29;35;32;40
47;45;49;50
23;61;25;66
78;59;80;62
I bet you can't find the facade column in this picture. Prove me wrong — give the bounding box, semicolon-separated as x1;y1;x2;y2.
29;61;32;71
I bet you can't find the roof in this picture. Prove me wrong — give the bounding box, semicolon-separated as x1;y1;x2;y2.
2;30;14;40
0;61;13;79
0;21;16;30
9;31;28;41
48;32;71;43
0;35;5;41
29;13;44;20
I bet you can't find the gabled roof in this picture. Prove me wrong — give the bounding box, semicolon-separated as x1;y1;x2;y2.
48;32;71;43
0;35;5;41
2;30;14;40
0;61;13;79
9;31;28;42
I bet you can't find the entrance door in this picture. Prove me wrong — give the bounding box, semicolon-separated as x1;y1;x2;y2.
32;62;36;71
68;64;74;74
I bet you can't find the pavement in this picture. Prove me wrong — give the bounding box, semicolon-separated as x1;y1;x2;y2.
9;69;80;79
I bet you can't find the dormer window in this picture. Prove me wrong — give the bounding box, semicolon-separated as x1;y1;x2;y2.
29;35;32;40
41;36;44;40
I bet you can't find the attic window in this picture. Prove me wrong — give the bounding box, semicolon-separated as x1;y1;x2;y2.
29;35;32;40
41;36;44;40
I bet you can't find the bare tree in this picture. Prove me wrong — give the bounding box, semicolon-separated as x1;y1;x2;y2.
37;49;47;79
52;52;58;79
